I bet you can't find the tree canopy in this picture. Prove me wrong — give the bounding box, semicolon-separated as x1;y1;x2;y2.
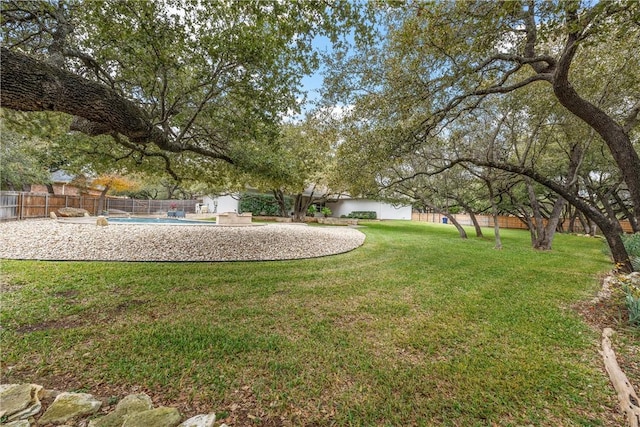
1;0;362;178
2;0;639;270
325;0;640;271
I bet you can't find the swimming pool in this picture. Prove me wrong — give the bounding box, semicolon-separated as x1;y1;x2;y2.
107;217;216;225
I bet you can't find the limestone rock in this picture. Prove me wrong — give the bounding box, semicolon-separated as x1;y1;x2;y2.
0;383;43;421
38;392;102;425
3;420;31;427
50;211;57;219
96;216;109;227
178;413;216;427
57;207;90;217
88;393;154;427
121;407;181;427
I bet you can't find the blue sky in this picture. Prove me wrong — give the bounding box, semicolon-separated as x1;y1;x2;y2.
300;34;333;108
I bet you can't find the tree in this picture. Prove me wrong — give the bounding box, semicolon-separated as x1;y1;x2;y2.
91;174;139;213
325;0;640;272
251;110;340;221
386;1;640;226
0;126;51;191
1;0;362;179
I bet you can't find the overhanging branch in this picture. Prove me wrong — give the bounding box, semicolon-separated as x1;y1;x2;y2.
0;48;234;164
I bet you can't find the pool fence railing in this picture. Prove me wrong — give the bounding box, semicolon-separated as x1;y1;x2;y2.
0;191;201;221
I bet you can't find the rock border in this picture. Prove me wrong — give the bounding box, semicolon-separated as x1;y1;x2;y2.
0;384;222;427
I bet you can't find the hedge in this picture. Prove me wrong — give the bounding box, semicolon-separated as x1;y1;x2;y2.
342;211;377;219
239;193;292;216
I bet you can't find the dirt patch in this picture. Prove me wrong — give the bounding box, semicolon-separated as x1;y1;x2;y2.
15;316;85;334
54;289;80;299
113;299;148;313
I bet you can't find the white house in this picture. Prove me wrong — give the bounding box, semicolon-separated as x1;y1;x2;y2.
326;198;412;220
201;194;240;214
203;193;412;220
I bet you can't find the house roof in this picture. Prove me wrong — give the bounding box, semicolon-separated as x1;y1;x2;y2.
50;170;75;183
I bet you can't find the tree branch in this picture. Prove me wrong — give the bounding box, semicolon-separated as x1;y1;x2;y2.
1;48;234;164
623;100;640;134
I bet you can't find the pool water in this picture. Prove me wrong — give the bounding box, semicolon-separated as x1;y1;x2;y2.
108;217;216;225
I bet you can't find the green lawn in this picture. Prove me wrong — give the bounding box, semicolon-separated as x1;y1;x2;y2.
0;221;624;426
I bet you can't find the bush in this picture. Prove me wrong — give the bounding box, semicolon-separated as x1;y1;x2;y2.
623;282;640;327
240;193;292;216
321;207;332;217
307;205;317;216
346;211;377;220
607;233;640;327
621;233;640;271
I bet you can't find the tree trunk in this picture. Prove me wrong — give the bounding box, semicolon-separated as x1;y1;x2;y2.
568;208;578;233
579;212;591;234
293;194;303;222
613;191;640;233
0;48;233;163
423;201;467;239
292;193;314;222
1;48;153;140
458;200;483;237
486;175;502;249
468;210;483;238
272;189;288;217
537;197;565;250
602;224;632;272
523;213;537;246
525;178;546;248
447;214;468;239
98;185;110;214
552;34;640;229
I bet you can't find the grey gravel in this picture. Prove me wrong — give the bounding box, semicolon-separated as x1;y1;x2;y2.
0;219;366;262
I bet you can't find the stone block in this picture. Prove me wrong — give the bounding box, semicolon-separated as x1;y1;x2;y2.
216;212;252;225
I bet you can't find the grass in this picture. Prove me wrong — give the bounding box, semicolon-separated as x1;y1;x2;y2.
0;221;628;426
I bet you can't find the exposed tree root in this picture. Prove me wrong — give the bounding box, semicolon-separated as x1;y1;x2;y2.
602;328;640;427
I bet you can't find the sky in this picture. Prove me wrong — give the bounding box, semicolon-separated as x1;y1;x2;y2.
301;35;334;109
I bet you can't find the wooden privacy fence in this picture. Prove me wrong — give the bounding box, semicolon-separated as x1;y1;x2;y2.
0;191;200;221
0;192;100;220
411;212;634;233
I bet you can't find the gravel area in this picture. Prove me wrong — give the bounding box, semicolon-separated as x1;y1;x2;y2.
0;219;366;262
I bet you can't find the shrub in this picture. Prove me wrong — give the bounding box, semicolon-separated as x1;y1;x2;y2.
321;207;332;217
621;233;640;271
240;193;292;216
608;233;640;327
623;282;640;327
307;205;317;216
346;211;377;220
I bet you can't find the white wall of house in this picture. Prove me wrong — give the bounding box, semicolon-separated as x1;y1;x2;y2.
326;199;412;220
202;194;239;213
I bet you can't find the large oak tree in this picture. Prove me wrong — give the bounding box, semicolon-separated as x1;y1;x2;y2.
326;0;640;271
1;0;360;177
